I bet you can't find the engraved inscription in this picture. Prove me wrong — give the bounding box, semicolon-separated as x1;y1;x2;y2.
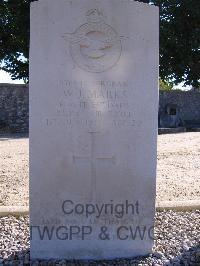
46;79;137;130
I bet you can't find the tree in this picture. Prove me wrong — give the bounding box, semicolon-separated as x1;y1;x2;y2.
0;0;199;88
159;79;173;91
157;0;200;89
138;0;200;89
0;0;31;82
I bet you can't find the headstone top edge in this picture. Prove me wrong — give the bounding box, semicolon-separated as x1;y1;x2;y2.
30;0;39;9
121;0;159;10
30;0;159;10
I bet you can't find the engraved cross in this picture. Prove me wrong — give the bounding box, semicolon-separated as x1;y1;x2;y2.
73;132;116;199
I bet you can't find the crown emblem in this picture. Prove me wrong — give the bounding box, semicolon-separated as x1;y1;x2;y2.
86;9;104;23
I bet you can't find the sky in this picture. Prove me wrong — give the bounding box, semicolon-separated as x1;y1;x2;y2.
0;70;24;84
0;69;191;90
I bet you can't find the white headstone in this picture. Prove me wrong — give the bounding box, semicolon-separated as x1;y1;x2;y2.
30;0;159;260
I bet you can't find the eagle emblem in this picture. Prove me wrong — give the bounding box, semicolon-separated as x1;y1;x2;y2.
63;9;122;73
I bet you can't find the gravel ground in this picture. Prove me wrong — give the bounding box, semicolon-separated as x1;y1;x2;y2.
0;135;29;206
0;211;199;265
157;132;200;202
0;132;200;206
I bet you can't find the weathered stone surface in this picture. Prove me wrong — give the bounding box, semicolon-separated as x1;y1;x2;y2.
30;0;159;260
0;84;29;133
159;91;200;128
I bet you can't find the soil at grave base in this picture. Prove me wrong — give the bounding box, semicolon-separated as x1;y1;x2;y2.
0;132;200;206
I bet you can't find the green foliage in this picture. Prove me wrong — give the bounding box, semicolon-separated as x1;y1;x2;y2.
0;0;31;82
159;79;173;91
0;0;199;88
157;0;200;89
138;0;200;89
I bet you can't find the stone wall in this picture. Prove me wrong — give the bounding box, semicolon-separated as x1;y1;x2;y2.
0;84;29;133
159;90;200;128
0;84;200;133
